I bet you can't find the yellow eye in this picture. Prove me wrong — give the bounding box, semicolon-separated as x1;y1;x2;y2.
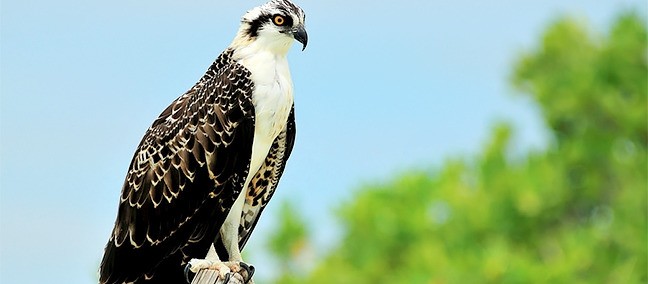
273;15;285;26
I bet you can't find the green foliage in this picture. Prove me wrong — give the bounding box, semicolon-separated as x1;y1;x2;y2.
267;201;310;284
268;202;309;263
266;11;647;283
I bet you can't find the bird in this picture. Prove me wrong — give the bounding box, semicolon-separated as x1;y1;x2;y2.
99;0;307;283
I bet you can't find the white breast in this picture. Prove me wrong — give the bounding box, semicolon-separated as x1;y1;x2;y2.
216;47;294;260
214;35;296;262
237;49;294;180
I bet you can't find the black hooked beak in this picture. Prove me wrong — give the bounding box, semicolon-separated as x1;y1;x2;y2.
292;25;308;51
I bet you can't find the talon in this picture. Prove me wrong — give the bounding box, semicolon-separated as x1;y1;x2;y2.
239;262;255;283
222;272;232;283
184;263;194;283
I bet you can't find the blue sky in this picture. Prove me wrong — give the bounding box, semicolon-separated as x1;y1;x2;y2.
1;0;644;283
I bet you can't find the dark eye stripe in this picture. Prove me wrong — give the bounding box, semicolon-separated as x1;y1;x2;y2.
246;14;272;37
246;12;294;38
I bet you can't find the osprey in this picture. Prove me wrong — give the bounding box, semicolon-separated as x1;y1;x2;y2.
99;1;307;283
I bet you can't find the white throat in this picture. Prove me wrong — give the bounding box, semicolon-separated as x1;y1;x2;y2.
233;40;294;135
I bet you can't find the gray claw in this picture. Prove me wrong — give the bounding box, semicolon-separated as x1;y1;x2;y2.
238;262;255;283
184;263;194;283
222;272;232;283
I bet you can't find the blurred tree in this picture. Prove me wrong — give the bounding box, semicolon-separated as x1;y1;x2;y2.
266;201;310;284
265;11;647;284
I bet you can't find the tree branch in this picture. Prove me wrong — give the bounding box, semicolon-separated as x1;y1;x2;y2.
190;269;250;284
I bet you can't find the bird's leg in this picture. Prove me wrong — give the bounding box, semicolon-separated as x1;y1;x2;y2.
217;191;255;283
185;191;255;283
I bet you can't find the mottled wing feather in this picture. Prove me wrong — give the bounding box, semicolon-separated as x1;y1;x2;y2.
100;49;256;284
238;106;296;249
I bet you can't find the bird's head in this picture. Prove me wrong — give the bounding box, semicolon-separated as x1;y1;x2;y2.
232;0;307;54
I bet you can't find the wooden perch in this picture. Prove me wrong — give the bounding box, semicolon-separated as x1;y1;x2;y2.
190;268;252;284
